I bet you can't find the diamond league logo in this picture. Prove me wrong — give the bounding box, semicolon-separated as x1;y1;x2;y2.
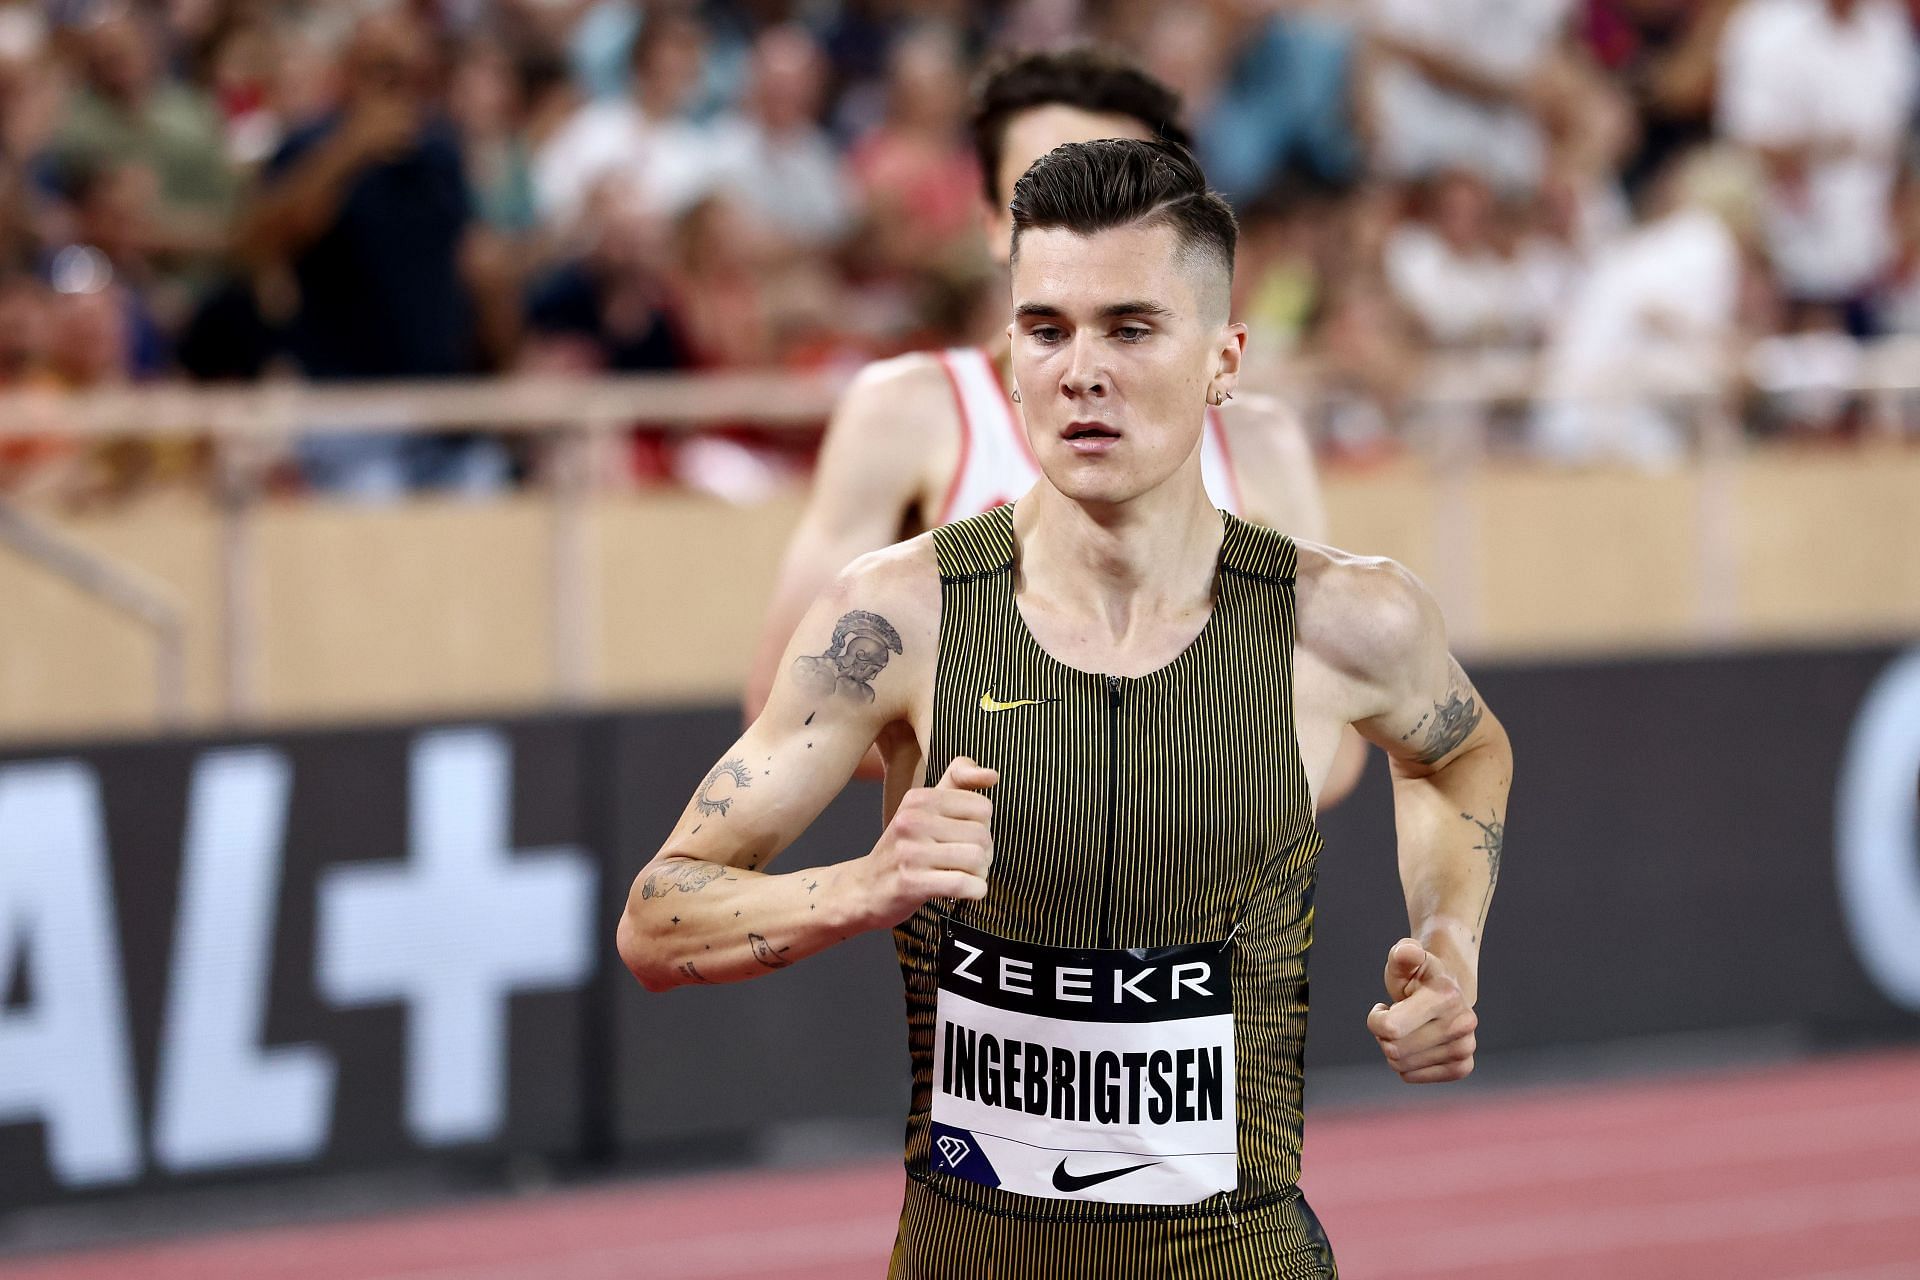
935;1134;972;1168
1836;647;1920;1013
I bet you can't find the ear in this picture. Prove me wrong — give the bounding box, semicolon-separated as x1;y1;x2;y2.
1213;321;1248;398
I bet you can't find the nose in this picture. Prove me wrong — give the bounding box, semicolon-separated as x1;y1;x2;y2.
1061;333;1106;400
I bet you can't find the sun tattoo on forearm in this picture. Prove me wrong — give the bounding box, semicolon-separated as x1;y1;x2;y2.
1403;659;1484;765
695;758;751;817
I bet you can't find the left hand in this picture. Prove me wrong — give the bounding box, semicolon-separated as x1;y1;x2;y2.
1366;938;1477;1084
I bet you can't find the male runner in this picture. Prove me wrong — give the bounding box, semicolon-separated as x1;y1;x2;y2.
620;141;1512;1278
743;50;1363;803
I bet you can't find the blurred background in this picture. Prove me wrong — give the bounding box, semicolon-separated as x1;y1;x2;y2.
0;0;1918;1277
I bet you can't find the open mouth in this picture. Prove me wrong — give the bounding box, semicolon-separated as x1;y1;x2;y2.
1063;423;1121;441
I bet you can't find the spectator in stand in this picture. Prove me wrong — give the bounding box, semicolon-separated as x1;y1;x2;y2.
1534;146;1766;465
847;25;981;277
1363;0;1623;195
668;191;776;371
0;272;70;497
533;6;713;230
1131;0;1362;201
1384;169;1561;348
1716;0;1917;333
57;160;168;373
0;270;50;386
522;176;689;374
237;9;519;497
1871;176;1920;336
1583;0;1740;198
705;24;851;255
49;7;233;273
449;37;547;243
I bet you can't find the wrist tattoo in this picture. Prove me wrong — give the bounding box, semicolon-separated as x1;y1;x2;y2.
792;610;902;704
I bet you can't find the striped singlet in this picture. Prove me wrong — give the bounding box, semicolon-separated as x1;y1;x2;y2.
889;504;1336;1279
933;347;1245;524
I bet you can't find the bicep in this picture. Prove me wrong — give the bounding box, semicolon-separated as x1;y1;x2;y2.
1340;568;1493;775
1358;652;1491;778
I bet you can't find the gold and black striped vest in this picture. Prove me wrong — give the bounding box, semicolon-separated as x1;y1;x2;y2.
897;502;1323;1222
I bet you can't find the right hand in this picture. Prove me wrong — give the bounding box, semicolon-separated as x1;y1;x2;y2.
853;756;997;928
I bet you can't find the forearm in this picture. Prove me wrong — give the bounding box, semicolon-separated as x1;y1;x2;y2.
1370;33;1528;107
458;229;522;370
1388;718;1511;1004
237;139;366;262
617;855;867;991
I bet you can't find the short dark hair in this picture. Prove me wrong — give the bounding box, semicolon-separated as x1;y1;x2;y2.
970;47;1193;206
1009;138;1237;295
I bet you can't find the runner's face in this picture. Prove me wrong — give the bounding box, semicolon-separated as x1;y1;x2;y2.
1008;221;1241;508
987;107;1157;266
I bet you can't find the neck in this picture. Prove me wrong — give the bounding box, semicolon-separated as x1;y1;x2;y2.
1013;469;1222;640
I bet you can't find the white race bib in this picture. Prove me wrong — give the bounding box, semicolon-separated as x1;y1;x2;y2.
929;918;1237;1206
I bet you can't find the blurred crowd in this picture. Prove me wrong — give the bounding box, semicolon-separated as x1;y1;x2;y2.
2;0;1919;498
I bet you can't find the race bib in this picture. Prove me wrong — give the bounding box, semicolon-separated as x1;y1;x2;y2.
929;918;1237;1206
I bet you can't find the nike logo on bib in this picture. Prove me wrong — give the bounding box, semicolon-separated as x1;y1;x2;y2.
980;692;1061;713
1051;1158;1160;1193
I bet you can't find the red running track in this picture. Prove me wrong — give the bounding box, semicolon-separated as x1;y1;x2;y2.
8;1048;1918;1280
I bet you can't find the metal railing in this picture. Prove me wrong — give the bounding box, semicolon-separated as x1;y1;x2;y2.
0;341;1914;727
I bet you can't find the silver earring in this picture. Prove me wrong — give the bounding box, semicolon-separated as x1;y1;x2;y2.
1010;388;1021;403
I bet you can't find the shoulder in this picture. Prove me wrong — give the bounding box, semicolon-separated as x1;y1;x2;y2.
1216;391;1314;467
1292;541;1439;684
1215;391;1324;538
843;350;960;410
820;532;942;653
823;350;961;450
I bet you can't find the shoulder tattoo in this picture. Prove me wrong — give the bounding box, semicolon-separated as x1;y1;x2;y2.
791;610;903;704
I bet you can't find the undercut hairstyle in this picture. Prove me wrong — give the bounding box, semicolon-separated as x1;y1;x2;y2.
1009;138;1237;305
970;48;1193;206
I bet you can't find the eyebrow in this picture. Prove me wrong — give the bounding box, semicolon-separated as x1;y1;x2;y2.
1014;301;1174;320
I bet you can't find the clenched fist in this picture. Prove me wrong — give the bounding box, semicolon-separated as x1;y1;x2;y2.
1367;938;1477;1084
848;756;997;929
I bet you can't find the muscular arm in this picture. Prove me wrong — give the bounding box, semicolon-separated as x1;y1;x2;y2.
619;542;973;992
743;355;954;721
1301;554;1512;1004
